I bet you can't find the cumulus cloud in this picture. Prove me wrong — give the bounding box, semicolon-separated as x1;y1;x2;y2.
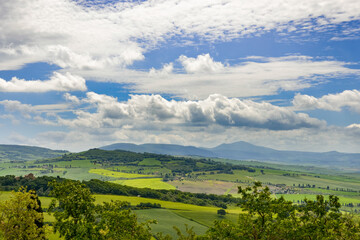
149;63;173;77
179;54;225;74
63;93;81;105
0;72;87;92
57;92;324;130
1;0;360;71
347;123;360;129
5;92;360;153
292;89;360;113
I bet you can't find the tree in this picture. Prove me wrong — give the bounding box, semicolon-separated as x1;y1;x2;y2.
48;180;154;240
217;209;226;216
48;180;98;240
204;182;360;240
0;187;46;240
295;195;360;239
96;200;154;240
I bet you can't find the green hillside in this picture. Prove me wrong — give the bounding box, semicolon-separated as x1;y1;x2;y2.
0;144;67;162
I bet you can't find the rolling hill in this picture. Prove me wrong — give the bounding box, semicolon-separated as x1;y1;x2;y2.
101;141;360;171
101;143;216;157
0;144;67;162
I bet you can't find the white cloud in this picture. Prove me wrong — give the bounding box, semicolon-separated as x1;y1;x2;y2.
5;93;360;153
346;123;360;129
292;89;360;113
0;100;35;118
2;92;324;131
0;100;73;117
78;54;360;99
56;92;324;130
149;63;173;77
0;114;21;125
179;54;225;74
1;0;360;71
0;72;87;92
64;93;81;105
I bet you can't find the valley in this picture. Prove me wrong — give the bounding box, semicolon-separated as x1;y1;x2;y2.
0;144;359;239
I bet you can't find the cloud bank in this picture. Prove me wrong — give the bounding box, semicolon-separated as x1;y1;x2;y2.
96;54;358;99
0;72;86;92
56;92;324;130
293;89;360;113
1;0;360;72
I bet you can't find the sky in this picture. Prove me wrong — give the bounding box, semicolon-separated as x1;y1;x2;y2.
0;0;360;153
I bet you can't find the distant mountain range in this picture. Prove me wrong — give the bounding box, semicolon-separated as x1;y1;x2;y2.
1;141;358;171
0;145;67;162
101;141;360;171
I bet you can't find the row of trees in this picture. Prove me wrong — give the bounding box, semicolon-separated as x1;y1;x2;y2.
0;181;359;239
0;175;234;208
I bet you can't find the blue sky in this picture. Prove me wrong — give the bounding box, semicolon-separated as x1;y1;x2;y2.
0;0;360;152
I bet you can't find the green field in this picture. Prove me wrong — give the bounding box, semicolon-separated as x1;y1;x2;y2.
136;209;208;237
277;194;360;205
138;158;162;166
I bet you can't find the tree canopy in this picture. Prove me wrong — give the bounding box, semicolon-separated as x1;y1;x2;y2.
48;180;154;240
0;187;45;240
204;182;360;240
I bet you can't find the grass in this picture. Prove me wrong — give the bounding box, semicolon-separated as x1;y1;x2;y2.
49;160;95;168
197;168;360;194
112;178;176;190
175;209;238;227
44;168;103;181
198;170;257;182
135;208;208;238
169;180;238;195
303;187;360;196
277;194;360;205
89;169;155;179
138;158;162;166
108;166;171;175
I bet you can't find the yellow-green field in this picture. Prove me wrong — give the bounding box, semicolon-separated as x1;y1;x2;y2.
89;169;155;179
111;178;176;190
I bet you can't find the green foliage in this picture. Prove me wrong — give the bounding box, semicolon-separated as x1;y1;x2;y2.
174;224;197;240
136;202;161;209
217;209;226;216
48;180;153;240
95;201;154;240
295;195;360;239
0;187;46;240
204;182;360;240
138;158;162;166
48;180;98;240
